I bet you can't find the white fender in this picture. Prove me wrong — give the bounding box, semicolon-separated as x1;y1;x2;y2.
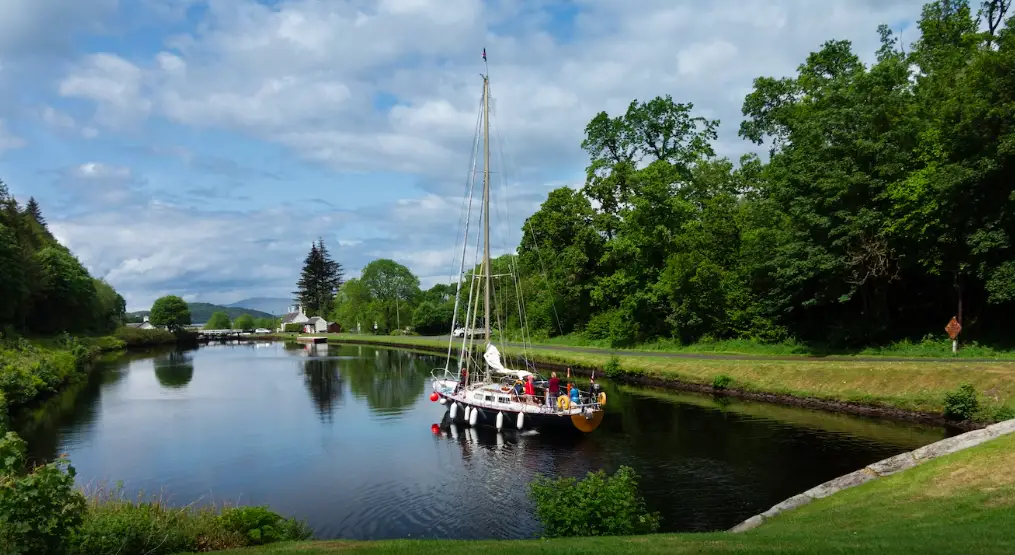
516;411;525;430
464;406;471;422
496;412;504;430
439;397;447;405
450;402;458;420
469;406;479;426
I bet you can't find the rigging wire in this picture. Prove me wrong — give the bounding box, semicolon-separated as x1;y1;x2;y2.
443;93;485;372
489;102;567;338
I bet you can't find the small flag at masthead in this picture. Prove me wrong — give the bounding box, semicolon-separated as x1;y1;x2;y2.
482;48;487;61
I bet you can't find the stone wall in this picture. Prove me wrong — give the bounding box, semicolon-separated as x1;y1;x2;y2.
730;418;1015;533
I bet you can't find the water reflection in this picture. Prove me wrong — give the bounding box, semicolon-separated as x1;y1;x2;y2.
342;347;425;416
12;343;953;540
302;357;343;421
153;350;195;389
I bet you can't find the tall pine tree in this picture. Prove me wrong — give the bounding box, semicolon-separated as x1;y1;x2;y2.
25;197;45;227
293;239;344;317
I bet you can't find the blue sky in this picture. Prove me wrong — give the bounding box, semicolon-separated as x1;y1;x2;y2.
0;0;925;311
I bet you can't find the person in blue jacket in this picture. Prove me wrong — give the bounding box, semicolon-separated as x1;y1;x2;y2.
569;383;581;405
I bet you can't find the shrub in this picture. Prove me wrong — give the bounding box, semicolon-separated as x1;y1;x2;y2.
712;374;733;390
283;323;303;333
529;465;661;538
992;405;1015;422
0;432;88;555
218;506;312;546
113;327;177;347
943;383;979;421
602;356;623;379
70;488;313;555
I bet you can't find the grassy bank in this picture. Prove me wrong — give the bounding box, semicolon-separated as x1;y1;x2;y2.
198;431;1015;555
0;328;180;423
322;334;1015;423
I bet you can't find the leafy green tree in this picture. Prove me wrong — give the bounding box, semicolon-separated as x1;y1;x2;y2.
205;311;232;330
293;239;344;317
28;247;98;335
233;314;256;330
150;295;191;333
0;223;27;329
93;279;126;333
360;259;420;331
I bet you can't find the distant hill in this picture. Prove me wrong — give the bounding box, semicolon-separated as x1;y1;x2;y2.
187;303;275;323
127;302;276;324
225;297;292;315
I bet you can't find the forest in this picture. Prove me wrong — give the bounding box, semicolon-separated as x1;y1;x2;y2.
0;184;126;337
333;0;1015;349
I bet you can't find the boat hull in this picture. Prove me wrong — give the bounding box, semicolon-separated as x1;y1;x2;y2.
440;397;604;434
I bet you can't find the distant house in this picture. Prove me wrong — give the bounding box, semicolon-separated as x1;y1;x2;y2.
278;305;310;332
126;315;155;330
327;322;342;333
304;316;328;334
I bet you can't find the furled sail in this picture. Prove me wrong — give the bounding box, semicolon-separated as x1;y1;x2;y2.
483;343;532;379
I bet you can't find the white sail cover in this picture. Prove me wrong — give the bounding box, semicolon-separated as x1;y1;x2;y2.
483;343;532;379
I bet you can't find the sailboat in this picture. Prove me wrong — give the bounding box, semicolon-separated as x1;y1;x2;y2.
429;49;605;434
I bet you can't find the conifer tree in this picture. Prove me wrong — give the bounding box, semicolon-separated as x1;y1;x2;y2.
293;239;344;317
25;197;45;227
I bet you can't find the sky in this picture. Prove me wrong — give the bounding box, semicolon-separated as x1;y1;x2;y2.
0;0;928;312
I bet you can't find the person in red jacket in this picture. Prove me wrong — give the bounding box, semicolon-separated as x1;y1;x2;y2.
547;372;560;407
524;374;535;404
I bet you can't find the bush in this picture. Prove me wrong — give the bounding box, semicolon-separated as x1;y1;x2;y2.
943;383;979;421
712;374;733;390
602;356;623;379
529;465;660;538
283;323;303;333
0;432;88;555
113;327;177;347
218;506;312;546
70;488;313;555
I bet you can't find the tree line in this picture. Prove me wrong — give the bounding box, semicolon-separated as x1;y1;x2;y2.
327;1;1015;349
511;0;1015;348
0;184;126;337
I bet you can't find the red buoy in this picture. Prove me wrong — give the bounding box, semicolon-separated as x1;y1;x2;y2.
431;423;441;435
429;392;439;402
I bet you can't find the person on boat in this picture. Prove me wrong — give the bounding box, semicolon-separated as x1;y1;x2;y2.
569;383;581;406
454;367;467;394
524;374;535;404
513;378;524;397
547;372;560;406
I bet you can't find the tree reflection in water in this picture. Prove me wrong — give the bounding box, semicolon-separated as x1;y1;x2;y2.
344;347;425;416
153;350;195;389
302;355;343;422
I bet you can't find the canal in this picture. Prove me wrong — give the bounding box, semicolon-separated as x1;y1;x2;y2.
14;341;952;540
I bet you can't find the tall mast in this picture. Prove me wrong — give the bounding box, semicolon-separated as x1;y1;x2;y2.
482;73;491;347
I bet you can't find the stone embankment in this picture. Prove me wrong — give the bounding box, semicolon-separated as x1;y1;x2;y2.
730;418;1015;532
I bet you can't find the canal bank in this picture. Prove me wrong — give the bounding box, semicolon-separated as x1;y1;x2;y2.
318;334;1015;429
215;429;1015;554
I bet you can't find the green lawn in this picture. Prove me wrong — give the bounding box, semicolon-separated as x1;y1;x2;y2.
312;334;1015;419
204;432;1015;554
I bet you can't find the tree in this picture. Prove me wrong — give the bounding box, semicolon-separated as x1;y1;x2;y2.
150;295;192;333
28;247;98;335
205;311;232;330
360;259;420;331
233;314;255;330
24;196;45;227
93;278;126;333
293;239;344;317
0;222;27;328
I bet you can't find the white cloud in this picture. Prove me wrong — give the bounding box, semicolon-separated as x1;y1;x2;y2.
0;119;25;153
71;162;132;180
27;0;933;306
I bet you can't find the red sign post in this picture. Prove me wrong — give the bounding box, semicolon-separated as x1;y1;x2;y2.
945;316;962;353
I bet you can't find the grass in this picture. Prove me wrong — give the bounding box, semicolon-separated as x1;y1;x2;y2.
314;333;1015;420
193;432;1015;555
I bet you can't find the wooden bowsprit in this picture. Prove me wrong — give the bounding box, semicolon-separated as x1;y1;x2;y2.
945;316;962;354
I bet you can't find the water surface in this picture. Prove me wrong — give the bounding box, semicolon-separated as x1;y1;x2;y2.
15;342;951;540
